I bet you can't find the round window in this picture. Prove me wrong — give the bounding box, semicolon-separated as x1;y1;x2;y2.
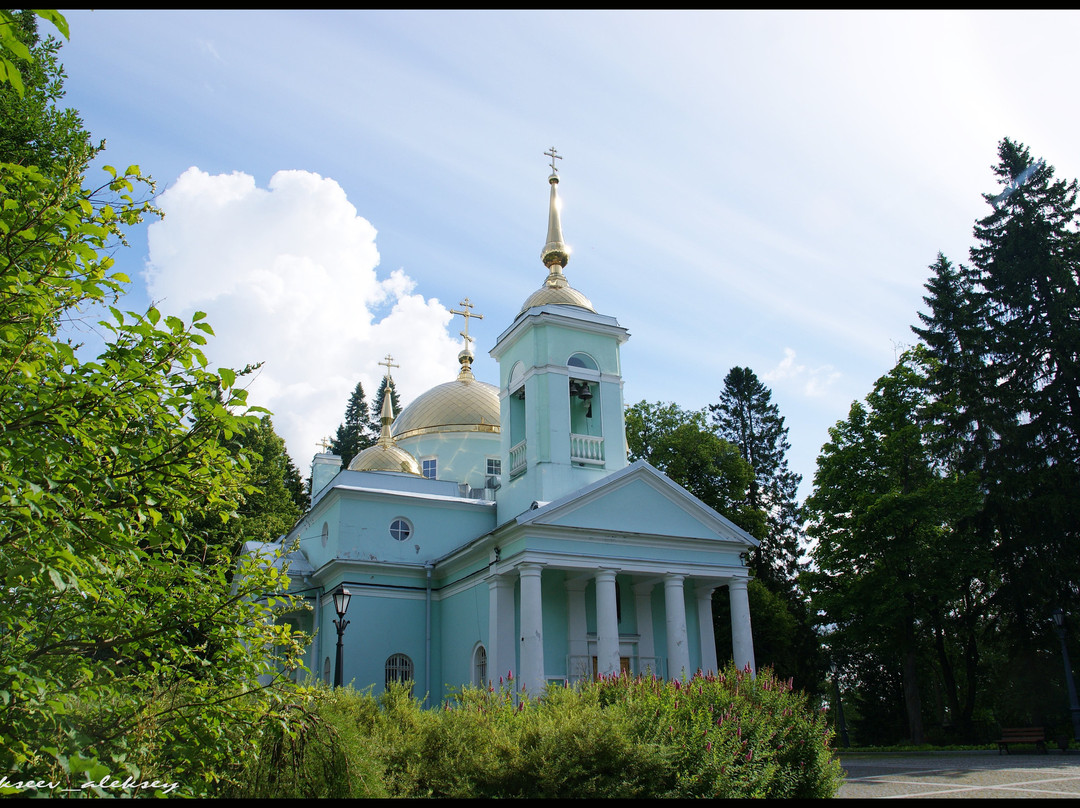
390;518;412;541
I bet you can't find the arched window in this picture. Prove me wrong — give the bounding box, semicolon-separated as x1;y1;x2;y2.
567;352;598;370
321;522;329;547
386;653;414;689
568;353;602;442
323;656;331;685
473;644;488;687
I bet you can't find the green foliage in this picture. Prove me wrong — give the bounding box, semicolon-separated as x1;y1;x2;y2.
0;9;67;98
712;579;824;698
711;367;804;586
0;10;88;174
805;350;982;744
0;144;306;796
188;415;306;558
227;668;842;799
330;380;376;468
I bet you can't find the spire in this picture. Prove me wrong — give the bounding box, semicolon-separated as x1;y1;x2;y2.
518;149;594;313
450;297;483;382
540;147;570;275
375;380;396;446
347;354;421;475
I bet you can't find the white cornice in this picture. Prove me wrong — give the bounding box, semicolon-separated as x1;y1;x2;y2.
490;306;630;360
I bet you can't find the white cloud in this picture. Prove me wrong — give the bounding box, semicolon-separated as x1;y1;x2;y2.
763;348;842;399
144;167;463;471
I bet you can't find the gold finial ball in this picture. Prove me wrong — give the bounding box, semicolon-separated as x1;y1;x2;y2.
542;243;569;268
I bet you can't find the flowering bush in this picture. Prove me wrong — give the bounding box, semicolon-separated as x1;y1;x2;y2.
228;663;842;798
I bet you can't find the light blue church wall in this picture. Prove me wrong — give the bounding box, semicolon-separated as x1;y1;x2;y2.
318;585;428;693
396;431;502;491
436;579;489;694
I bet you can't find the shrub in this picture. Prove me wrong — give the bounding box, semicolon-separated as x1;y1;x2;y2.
592;664;843;798
224;664;842;799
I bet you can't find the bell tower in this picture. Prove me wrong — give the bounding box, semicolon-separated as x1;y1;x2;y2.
491;150;630;522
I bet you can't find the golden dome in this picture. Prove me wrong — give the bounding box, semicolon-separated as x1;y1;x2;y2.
393;375;500;440
520;280;595;313
348;443;421;475
348;367;422;475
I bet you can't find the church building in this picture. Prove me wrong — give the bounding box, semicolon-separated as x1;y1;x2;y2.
260;154;758;701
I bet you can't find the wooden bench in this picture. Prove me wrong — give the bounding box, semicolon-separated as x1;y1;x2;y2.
996;726;1047;754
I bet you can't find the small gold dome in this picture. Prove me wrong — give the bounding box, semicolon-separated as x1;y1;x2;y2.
347;443;421;475
393;377;500;440
520;282;595;313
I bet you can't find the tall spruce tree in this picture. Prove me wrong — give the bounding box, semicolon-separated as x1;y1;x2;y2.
709;367;802;586
909;139;1080;731
330;381;376;468
969;139;1080;637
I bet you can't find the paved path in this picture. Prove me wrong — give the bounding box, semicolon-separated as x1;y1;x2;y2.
837;752;1080;799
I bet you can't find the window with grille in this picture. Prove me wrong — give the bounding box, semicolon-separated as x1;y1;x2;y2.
385;653;414;688
422;457;437;479
473;644;487;686
486;457;501;477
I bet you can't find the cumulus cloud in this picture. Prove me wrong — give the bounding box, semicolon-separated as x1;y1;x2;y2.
145;167;462;470
763;347;841;398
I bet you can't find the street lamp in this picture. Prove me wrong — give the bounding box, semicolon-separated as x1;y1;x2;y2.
333;586;352;688
1052;608;1080;743
830;659;850;748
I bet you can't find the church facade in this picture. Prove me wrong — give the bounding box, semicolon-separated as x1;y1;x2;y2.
260;157;758;702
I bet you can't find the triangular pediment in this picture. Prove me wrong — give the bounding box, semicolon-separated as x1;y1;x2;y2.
516;461;758;547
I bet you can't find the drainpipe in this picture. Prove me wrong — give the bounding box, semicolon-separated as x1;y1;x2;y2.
425;563;433;707
311;588;322;684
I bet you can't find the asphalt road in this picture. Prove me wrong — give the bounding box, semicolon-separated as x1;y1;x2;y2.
837;752;1080;799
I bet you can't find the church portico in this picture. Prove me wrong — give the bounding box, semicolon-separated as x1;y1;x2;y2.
486;546;755;694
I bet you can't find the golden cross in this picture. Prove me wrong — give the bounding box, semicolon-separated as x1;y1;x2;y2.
317;435;333;452
379;354;399;378
544;146;562;174
450;297;483;346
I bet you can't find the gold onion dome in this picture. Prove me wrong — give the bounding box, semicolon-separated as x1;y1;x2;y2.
349;374;422;475
520;153;595;314
392;346;500;440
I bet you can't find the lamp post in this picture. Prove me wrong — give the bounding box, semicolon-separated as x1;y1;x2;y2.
1052;608;1080;743
830;659;850;748
332;586;352;688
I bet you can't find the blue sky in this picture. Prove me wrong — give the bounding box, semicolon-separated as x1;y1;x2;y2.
54;9;1080;500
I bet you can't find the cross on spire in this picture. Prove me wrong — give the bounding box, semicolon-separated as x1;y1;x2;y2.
450;297;483;345
544;146;562;174
317;435;333;452
379;354;399;378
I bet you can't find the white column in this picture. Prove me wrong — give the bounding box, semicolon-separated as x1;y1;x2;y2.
728;577;756;675
518;563;546;694
696;583;718;674
664;573;690;680
633;581;656;676
595;569;620;677
566;577;588;681
488;574;516;686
